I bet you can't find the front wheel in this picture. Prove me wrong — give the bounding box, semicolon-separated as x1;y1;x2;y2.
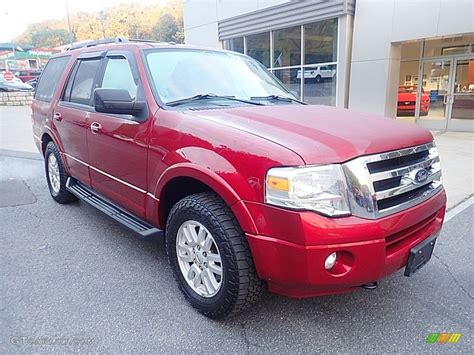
165;192;265;319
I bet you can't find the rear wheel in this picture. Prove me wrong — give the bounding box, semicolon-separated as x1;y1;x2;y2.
44;141;77;204
165;192;265;319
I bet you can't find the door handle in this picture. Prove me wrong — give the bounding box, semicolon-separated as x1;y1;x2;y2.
90;122;102;133
53;112;62;121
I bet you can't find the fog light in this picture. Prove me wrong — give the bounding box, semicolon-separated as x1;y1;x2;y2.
325;252;337;270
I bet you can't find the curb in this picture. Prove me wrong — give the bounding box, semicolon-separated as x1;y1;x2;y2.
444;195;474;224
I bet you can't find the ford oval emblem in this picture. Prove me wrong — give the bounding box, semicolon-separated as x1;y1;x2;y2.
414;168;429;184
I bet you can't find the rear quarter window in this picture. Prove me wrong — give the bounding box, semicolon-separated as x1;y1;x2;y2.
35;56;70;102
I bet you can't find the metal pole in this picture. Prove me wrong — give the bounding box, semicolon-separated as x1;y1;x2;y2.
10;42;16;70
65;0;73;46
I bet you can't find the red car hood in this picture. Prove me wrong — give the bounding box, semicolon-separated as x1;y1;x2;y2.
398;92;429;102
185;104;433;164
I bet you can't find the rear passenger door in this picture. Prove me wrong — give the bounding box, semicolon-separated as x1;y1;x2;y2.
55;52;104;187
86;51;151;218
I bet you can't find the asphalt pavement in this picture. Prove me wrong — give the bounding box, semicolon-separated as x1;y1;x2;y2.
0;154;473;353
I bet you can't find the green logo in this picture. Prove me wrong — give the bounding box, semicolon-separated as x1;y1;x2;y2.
426;333;461;344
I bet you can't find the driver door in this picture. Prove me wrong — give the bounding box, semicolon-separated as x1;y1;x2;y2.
86;51;152;218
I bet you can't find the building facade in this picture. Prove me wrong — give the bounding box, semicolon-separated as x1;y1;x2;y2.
184;0;474;131
0;44;61;70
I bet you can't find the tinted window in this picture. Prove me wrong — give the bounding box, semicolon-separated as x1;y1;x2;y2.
223;38;244;54
101;58;137;99
35;56;70;102
273;26;301;68
246;32;270;68
304;19;338;64
69;59;101;105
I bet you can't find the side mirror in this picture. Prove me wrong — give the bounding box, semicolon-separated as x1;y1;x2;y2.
94;88;145;116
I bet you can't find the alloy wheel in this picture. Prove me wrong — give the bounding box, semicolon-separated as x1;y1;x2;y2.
176;220;223;297
47;153;60;194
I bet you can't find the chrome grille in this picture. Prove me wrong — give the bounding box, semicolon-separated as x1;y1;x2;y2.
342;142;442;219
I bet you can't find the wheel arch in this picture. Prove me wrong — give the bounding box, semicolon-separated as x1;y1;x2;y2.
41;133;54;156
155;163;257;234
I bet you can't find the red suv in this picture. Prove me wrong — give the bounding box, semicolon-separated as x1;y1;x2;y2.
32;39;446;319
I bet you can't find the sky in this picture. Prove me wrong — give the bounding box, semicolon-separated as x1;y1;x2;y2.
0;0;168;42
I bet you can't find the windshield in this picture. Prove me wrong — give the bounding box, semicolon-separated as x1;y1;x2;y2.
145;49;295;105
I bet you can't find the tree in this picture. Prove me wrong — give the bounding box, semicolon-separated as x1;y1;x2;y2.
31;29;70;47
151;14;183;43
14;1;184;46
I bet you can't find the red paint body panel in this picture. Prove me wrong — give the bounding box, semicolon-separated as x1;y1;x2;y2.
32;43;447;299
54;105;91;187
86;111;152;218
187;105;434;164
246;190;446;298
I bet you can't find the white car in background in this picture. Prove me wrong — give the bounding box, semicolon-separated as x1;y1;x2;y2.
296;66;336;83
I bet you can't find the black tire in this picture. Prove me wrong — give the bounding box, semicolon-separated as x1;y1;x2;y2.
44;141;77;204
165;192;265;319
315;75;322;83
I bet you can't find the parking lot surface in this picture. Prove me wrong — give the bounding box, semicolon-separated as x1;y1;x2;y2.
0;154;472;353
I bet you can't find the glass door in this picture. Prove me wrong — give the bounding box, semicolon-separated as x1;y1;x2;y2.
417;59;454;130
448;57;474;131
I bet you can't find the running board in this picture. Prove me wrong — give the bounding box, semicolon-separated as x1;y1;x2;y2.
66;178;163;240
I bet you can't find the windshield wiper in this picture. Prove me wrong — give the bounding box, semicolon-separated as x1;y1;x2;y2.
166;94;264;107
250;95;305;104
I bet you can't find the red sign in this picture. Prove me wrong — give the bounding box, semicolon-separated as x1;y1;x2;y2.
3;71;14;81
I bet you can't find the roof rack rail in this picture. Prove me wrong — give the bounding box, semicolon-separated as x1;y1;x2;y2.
66;37;128;51
127;38;163;44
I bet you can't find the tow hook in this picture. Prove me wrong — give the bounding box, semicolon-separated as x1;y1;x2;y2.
360;282;378;290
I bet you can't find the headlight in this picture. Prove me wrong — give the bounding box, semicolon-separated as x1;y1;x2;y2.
265;165;350;217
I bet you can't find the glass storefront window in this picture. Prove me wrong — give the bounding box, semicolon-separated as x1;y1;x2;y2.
396;60;420;122
273;68;301;99
304;19;337;64
223;37;244;54
452;59;474;120
397;34;473;131
302;64;336;106
423;34;473;57
401;42;421;61
223;18;339;106
419;60;452;122
273;26;301;68
246;32;270;68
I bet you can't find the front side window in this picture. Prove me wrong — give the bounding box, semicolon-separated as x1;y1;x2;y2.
145;49;293;105
35;56;70;102
69;59;102;106
101;57;137;99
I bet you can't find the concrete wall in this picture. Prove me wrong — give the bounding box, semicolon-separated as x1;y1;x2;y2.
349;0;474;118
0;92;33;106
183;0;290;47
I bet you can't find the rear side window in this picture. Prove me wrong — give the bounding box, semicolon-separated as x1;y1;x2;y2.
101;58;137;99
35;56;70;102
68;59;102;106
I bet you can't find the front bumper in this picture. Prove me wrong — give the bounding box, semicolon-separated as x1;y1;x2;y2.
245;189;446;298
